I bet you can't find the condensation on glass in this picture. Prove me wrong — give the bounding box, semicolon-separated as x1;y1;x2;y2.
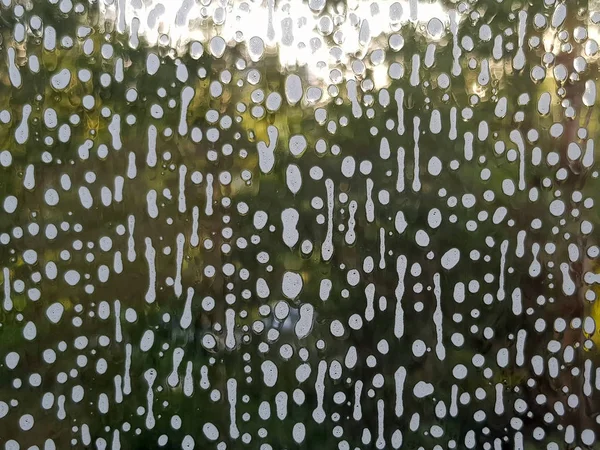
0;0;599;448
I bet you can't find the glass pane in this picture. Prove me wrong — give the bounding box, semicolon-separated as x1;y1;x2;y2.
1;0;599;449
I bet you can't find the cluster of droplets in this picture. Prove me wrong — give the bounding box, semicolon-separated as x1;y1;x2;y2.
1;0;600;449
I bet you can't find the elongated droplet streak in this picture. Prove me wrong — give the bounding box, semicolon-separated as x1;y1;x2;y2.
7;47;22;88
114;299;122;343
510;129;526;191
23;165;35;190
127;215;136;262
433;273;445;361
497;240;508;301
281;208;300;248
560;262;576;296
180;287;194;330
123;343;132;395
200;365;210;390
147;125;157;167
205;174;214;216
512;288;522;315
365;179;375;223
365;283;375;322
464;131;473;161
450;10;461;76
514;432;524;450
266;0;275;42
144;238;156;304
394;255;407;339
144;369;156;429
583;138;594;168
321;179;334;262
450;384;459;417
353;380;363;421
15;104;31;145
394;366;406;417
3;267;12;312
312;360;327;423
516;329;526;367
397;146;405;193
275;391;287;420
227;378;239;439
183;361;194;398
178;164;187;213
191;206;200;247
174;233;184;298
376;399;385;449
57;395;66;420
494;383;504;415
412;116;421;192
395;88;405;136
529;243;541;277
127;151;137;179
516;230;526;258
179;86;194;136
114;251;123;274
109;114;122;150
81;424;91;446
345;201;357;245
410;53;420;87
347;79;363;118
146;190;158;219
112;430;120;450
114;176;124;203
584;360;593;397
379;227;386;269
226;308;236;349
168;347;184;388
512;10;527;71
449;107;457;140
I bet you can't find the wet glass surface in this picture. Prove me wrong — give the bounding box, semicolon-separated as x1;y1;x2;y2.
1;0;600;448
